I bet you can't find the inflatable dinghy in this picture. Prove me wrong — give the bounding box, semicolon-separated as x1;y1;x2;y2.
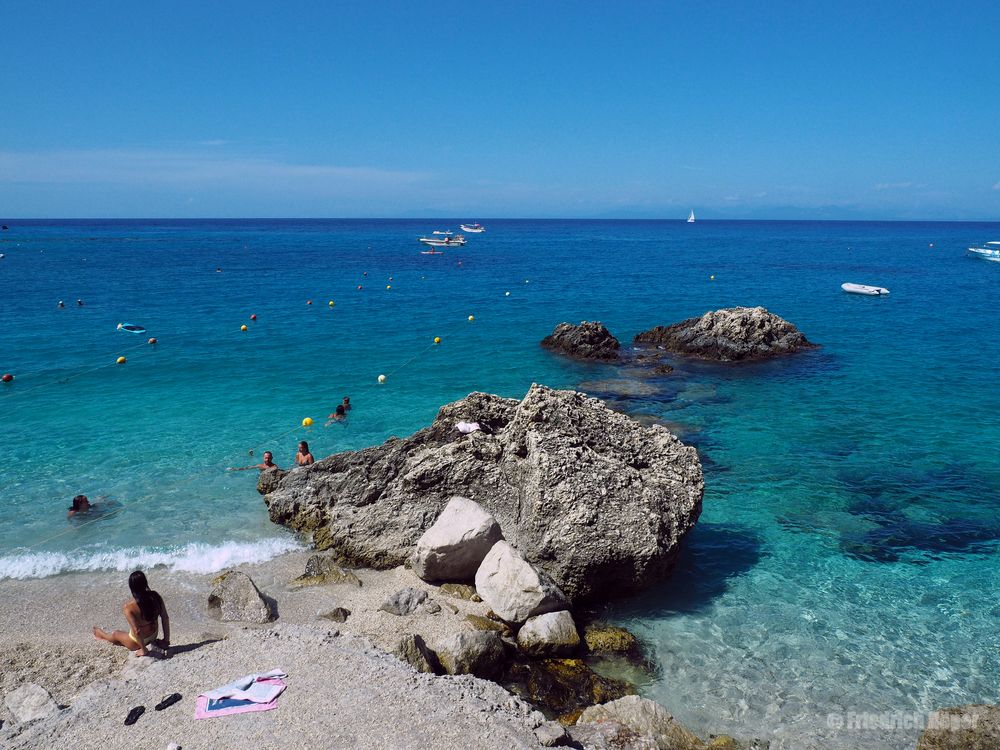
842;283;889;296
118;323;147;333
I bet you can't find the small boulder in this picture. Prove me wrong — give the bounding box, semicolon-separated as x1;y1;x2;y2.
208;570;275;623
411;496;503;582
319;607;351;623
541;321;621;361
501;658;634;720
440;583;481;601
475;541;568;623
567;721;658;750
294;555;362;587
420;600;442;615
634;306;815;362
394;634;441;674
917;704;1000;749
535;720;570;747
435;630;506;679
583;623;643;658
517;610;580;657
379;587;428;616
578;695;704;750
5;683;58;724
465;613;513;637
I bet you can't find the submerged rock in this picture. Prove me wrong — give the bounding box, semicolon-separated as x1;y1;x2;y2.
583;623;643;659
917;704;1000;749
207;570;275;623
475;541;568;623
634;306;815;362
411;496;503;582
541;321;621;361
501;658;635;721
261;384;703;603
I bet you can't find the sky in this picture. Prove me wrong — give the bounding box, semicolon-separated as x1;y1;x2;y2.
1;1;999;219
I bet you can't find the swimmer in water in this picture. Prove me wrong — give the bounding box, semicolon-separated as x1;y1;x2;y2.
295;441;315;466
228;451;279;471
326;404;347;426
68;494;91;517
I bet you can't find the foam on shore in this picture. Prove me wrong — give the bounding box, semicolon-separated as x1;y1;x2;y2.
0;536;303;580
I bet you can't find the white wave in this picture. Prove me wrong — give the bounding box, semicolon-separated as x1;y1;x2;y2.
0;536;303;580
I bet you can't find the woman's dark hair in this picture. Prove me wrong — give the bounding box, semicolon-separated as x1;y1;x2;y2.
69;494;88;511
128;570;159;622
336;404;346;416
299;441;309;454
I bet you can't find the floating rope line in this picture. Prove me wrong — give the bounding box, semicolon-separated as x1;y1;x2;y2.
1;339;152;400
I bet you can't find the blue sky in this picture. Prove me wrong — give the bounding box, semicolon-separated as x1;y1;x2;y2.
1;1;998;219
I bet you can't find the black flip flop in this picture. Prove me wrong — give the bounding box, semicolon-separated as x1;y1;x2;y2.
155;693;182;711
124;705;145;726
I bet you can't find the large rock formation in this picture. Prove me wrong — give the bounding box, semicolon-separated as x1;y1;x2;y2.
633;306;815;362
541;321;621;361
261;384;703;603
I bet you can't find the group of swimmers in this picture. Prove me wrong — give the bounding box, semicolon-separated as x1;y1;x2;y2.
227;396;352;472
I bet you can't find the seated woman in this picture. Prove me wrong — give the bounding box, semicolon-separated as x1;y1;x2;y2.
295;440;315;466
93;570;170;657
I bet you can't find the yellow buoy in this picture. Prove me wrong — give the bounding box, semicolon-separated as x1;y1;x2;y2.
710;275;715;280
241;324;248;331
302;417;314;427
377;374;386;384
328;300;335;307
468;315;475;322
434;336;441;344
116;356;126;365
386;285;392;290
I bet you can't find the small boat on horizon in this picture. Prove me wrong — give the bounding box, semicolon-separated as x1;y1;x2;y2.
460;223;485;233
842;283;890;296
968;241;1000;262
419;234;466;247
687;210;695;223
432;230;452;235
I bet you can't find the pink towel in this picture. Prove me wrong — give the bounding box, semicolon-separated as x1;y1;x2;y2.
194;678;286;719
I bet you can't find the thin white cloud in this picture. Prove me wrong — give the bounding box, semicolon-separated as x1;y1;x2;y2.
874;181;914;191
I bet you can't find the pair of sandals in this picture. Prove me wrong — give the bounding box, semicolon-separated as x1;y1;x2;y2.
124;693;182;725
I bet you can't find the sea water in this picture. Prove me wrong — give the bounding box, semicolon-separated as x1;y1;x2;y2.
1;219;998;748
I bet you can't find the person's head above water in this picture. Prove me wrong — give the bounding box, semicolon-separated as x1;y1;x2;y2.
69;494;90;512
335;404;346;416
298;441;309;455
263;451;274;463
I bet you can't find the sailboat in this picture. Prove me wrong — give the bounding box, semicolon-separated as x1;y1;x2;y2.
687;210;696;223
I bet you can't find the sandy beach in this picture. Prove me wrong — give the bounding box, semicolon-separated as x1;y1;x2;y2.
0;551;553;749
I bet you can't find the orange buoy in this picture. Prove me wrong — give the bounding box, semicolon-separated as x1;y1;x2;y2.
147;337;157;345
307;300;313;305
250;314;257;321
1;373;13;383
357;285;363;290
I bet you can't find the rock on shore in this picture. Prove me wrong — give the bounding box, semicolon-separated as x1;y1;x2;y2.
261;384;703;603
541;321;621;361
633;306;815;362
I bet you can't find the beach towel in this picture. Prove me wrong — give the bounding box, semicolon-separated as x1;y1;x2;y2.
456;421;481;434
195;669;287;720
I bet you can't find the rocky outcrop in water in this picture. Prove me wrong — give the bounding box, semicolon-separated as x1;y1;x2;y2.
261;384;703;603
634;306;815;362
541;321;621;361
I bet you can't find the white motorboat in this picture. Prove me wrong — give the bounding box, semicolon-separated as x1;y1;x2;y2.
459;223;485;233
419;235;466;247
842;283;890;296
687;210;695;223
968;241;1000;262
432;230;452;235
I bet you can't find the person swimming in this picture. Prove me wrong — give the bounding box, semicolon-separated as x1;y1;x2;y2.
326;404;347;426
68;494;91;517
93;570;171;657
228;450;279;471
342;396;351;411
295;441;315;466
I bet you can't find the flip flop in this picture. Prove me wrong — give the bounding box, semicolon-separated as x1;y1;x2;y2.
155;693;182;711
124;705;145;726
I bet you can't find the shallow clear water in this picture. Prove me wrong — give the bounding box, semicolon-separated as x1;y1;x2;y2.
2;219;999;747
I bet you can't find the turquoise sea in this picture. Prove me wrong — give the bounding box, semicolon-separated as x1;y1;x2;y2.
2;219;999;748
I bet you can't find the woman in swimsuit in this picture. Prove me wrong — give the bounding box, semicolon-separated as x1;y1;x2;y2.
93;570;170;657
295;441;314;466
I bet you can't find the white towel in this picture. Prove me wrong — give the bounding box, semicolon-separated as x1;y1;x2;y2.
455;421;481;434
201;669;287;703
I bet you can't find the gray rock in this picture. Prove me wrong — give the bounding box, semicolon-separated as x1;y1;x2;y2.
393;634;440;674
578;695;704;749
567;720;659;750
440;583;481;601
516;610;580;656
534;720;569;746
541;321;621;361
207;570;275;623
294;555;362;587
420;600;442;615
475;541;567;623
5;683;58;724
319;607;351;623
435;630;506;679
261;384;703;603
411;496;503;582
634;306;816;362
917;704;1000;749
379;587;428;616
